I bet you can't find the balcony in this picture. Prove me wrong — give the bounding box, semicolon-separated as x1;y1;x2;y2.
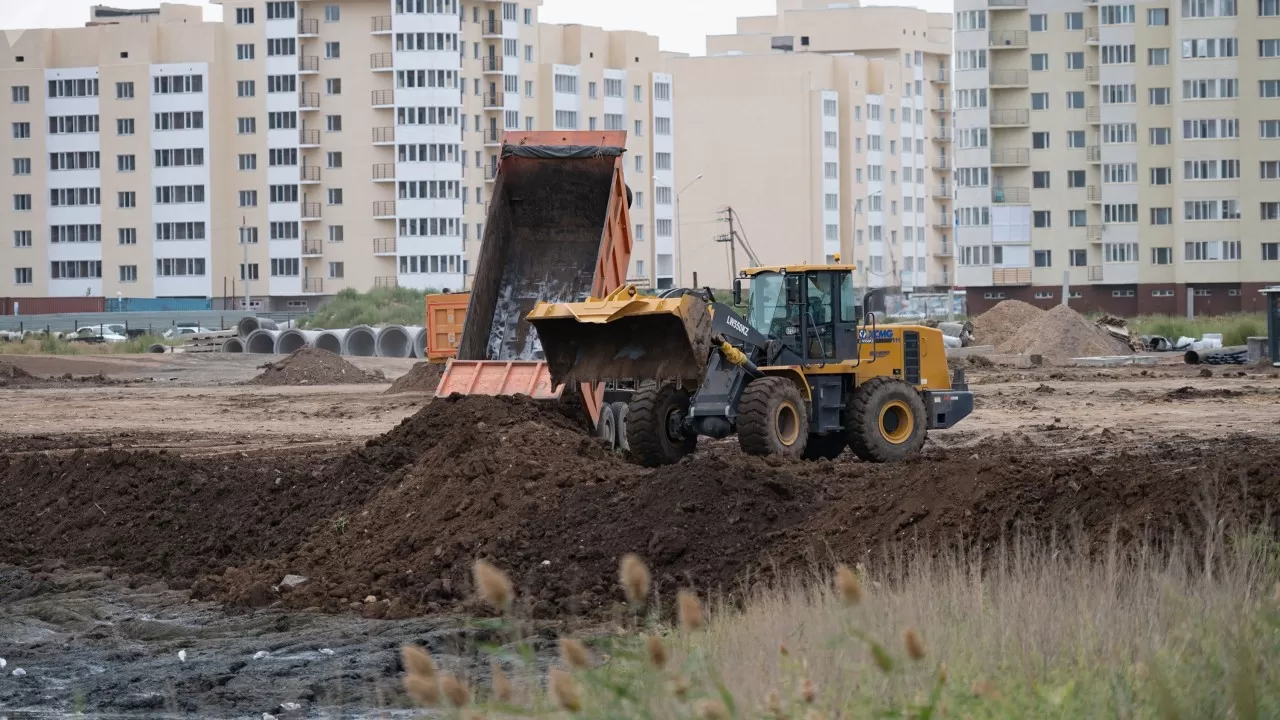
298;17;319;36
300;165;321;184
299;56;319;74
484;128;504;146
480;18;502;38
932;214;952;228
301;202;322;221
484;166;498;183
993;268;1033;286
933;157;950;170
300;129;320;147
1086;106;1100;124
1085;66;1100;84
372;126;394;145
303;278;324;295
932;183;951;198
299;92;320;111
936;242;954;257
302;237;323;256
374;276;398;289
372;163;395;182
1087;185;1102;203
1088;266;1104;282
482;56;504;74
932;99;948;112
935;69;950;84
372;88;394;107
370;52;393;71
373;237;396;256
992;186;1030;203
1087;145;1102;163
989;30;1029;48
1087;225;1103;243
932;128;952;142
989;0;1028;7
371;15;392;34
990;108;1030;126
373;200;396;219
990;148;1030;166
1085;26;1099;44
483;90;505;109
989;69;1029;88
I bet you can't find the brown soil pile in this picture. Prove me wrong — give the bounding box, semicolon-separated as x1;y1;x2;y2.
997;304;1133;360
0;361;134;388
246;348;385;386
385;362;444;394
0;361;35;386
971;300;1045;347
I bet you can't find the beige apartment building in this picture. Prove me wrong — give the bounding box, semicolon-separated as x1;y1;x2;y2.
671;0;954;292
953;0;1280;316
0;1;675;308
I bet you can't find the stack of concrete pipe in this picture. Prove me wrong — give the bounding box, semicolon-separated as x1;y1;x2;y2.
233;315;430;359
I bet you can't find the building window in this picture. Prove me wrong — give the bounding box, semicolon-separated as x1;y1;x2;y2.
116;118;135;135
50;261;102;279
326;115;342;132
12;157;30;175
1068;249;1087;267
1065;11;1083;28
1151;207;1173;225
1031;13;1048;30
1034;250;1052;267
1148;7;1169;24
270;258;300;277
1263;243;1280;260
237;80;255;97
236;7;254;23
1066;91;1085;108
554;110;578;130
325;4;340;22
1069;209;1087;226
1033;131;1050;149
14;268;32;285
117;154;135;172
327;188;343;205
238;153;257;171
1066;51;1085;70
1034;210;1051;228
12;122;30;139
236;43;255;60
1032;92;1049;110
325;42;340;59
118;191;136;208
239;190;258;207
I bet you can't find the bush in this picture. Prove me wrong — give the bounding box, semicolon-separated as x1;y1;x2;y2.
300;287;440;329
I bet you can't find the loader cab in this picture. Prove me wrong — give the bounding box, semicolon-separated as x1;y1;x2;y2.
736;266;863;363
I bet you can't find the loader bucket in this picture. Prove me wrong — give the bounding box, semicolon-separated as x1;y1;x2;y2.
527;287;713;386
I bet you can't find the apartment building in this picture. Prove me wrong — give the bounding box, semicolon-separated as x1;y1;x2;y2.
670;0;953;291
0;1;675;307
953;0;1279;316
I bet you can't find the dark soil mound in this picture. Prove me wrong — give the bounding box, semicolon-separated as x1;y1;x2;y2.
384;362;444;394
1163;386;1245;401
246;348;385;386
0;361;34;385
0;361;134;388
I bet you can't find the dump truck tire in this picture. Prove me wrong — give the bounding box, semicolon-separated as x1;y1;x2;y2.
596;403;618;450
803;433;846;461
738;376;809;458
627;383;695;467
848;378;927;463
611;401;631;452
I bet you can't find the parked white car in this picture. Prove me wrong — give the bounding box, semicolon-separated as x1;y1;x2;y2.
162;326;218;339
72;325;128;343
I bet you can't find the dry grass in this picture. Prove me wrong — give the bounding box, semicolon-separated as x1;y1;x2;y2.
0;335;181;355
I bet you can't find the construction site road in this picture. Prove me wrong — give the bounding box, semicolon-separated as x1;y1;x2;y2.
2;352;1278;718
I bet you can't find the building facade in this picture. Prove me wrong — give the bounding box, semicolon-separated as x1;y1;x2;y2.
953;0;1279;315
0;1;674;308
671;0;953;291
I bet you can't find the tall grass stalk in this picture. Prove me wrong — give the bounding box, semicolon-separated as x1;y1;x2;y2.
300;287;439;329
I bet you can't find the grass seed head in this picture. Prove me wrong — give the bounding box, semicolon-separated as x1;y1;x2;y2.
697;698;730;720
905;628;927;661
620;553;651;607
671;675;691;701
440;673;470;708
644;634;668;669
404;675;441;706
765;690;784;718
559;637;591;671
677;589;705;632
473;560;513;613
972;679;1000;701
834;564;863;605
549;668;582;712
490;660;512;703
801;678;816;704
401;644;437;680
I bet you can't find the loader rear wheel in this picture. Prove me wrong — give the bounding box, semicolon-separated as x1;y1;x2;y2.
610;401;631;452
627;383;695;467
802;433;846;461
738;376;809;458
596;403;618;450
848;378;927;463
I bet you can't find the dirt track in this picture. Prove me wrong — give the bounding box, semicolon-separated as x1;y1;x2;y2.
2;352;1278;717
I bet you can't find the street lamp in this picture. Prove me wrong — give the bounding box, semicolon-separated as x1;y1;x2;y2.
661;173;704;288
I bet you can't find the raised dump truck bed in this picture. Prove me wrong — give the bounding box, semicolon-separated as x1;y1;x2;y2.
436;131;635;427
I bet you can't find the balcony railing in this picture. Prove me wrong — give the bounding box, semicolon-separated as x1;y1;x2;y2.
299;55;319;73
302;237;323;256
300;129;320;146
1085;65;1100;83
299;92;320;110
484;128;503;144
1086;106;1100;124
932;214;952;227
992;186;1030;203
1087;185;1102;202
482;56;504;73
990;108;1030;126
298;17;318;35
372;162;395;181
301;202;322;220
300;165;320;183
993;268;1033;286
483;90;504;108
932;98;948;112
372;126;394;144
304;278;324;294
480;18;502;36
1088;266;1104;282
373;237;396;255
1085;26;1099;43
370;52;393;70
1087;225;1103;242
990;148;1030;165
933;128;952;142
935;69;950;83
1087;145;1102;162
371;15;392;33
374;276;398;289
936;242;954;257
484;166;498;181
932;183;951;197
989;30;1029;47
373;200;396;217
372;88;394;106
989;69;1029;86
989;0;1029;6
934;157;950;170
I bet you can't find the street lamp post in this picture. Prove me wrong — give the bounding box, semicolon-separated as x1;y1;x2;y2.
663;173;704;288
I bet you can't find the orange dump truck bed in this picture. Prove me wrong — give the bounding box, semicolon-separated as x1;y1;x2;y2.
436;131;635;427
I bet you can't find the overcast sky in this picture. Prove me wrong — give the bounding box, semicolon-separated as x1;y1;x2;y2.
1;0;949;56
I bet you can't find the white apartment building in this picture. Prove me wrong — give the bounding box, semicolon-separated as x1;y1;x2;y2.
952;0;1280;316
0;1;675;308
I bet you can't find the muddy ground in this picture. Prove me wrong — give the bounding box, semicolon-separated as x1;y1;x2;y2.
1;352;1278;718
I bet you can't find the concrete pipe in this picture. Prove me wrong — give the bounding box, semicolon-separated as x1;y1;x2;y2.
222;337;245;353
245;329;282;354
344;325;377;357
275;329;324;355
376;325;420;358
238;316;279;339
412;327;428;359
315;329;348;355
147;343;169;354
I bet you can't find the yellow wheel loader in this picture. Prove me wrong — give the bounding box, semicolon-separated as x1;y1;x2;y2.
527;264;973;466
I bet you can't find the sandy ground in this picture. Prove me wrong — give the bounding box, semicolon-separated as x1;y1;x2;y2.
1;352;1278;718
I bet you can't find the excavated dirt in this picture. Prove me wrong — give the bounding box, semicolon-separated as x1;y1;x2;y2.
971;299;1045;348
245;348;386;386
0;360;137;388
998;304;1134;360
384;361;444;394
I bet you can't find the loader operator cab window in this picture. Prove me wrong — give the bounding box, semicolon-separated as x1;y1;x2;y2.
747;272;790;339
804;272;837;360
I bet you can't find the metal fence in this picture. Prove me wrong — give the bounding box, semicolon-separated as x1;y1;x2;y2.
0;311;310;334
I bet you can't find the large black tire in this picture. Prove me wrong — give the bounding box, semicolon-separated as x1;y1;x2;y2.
847;377;928;463
596;402;618;450
802;433;846;460
627;383;696;467
610;401;630;452
738;376;809;458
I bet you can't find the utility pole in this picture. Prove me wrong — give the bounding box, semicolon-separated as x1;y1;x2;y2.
715;206;738;283
241;216;250;312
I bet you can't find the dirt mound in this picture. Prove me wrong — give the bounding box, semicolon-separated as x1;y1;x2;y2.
0;361;34;385
0;361;135;388
971;300;1045;347
1162;386;1245;401
997;304;1133;360
246;348;385;386
385;362;444;394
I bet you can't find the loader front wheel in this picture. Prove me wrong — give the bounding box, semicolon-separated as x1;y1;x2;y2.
627;383;695;467
738;376;809;458
848;378;928;463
